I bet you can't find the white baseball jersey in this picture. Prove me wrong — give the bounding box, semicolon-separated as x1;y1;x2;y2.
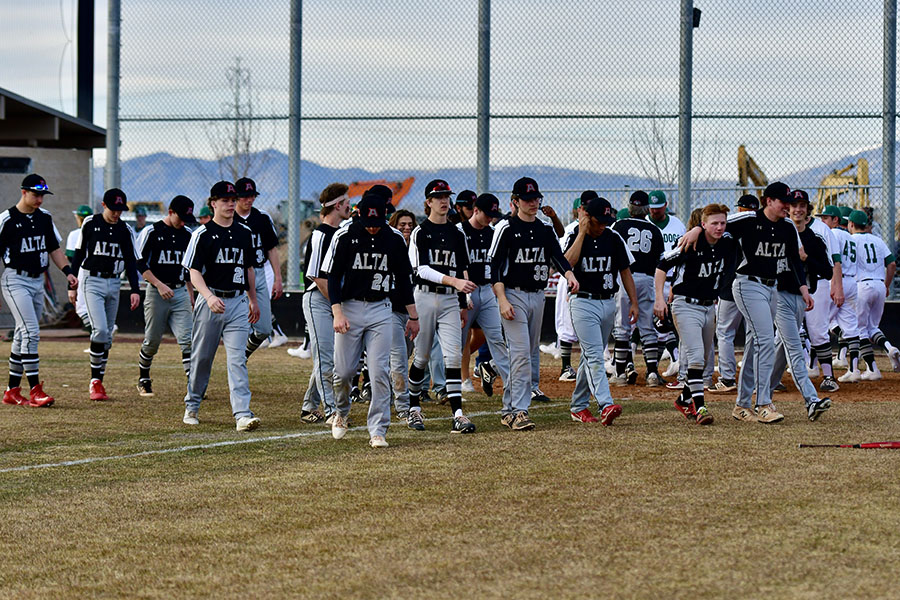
66;228;79;253
852;232;894;281
831;227;857;279
808;217;840;265
647;214;687;251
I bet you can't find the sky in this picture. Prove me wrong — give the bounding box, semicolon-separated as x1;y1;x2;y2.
0;0;893;184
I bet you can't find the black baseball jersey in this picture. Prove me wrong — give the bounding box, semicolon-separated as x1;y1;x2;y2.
727;210;806;287
409;219;470;307
458;219;494;286
611;217;665;276
182;220;254;292
0;206;62;274
135;220;191;286
234;207;278;269
562;226;633;295
488;216;572;291
323;220;414;307
779;226;833;295
71;215;140;292
303;223;339;290
718;212;745;301
658;234;736;302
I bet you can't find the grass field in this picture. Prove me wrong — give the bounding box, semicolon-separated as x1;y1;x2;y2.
1;338;899;599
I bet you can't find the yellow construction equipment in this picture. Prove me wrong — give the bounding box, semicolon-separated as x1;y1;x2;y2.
814;159;869;212
737;145;769;197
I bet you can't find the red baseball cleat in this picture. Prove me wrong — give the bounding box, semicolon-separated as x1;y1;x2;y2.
28;382;55;407
3;387;28;406
674;398;697;420
600;404;622;426
570;408;599;423
90;379;109;401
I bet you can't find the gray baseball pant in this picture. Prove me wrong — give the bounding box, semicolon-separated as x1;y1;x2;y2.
613;273;656;364
84;275;121;380
770;290;818;404
410;290;462;409
715;298;743;381
390;311;410;413
139;285;192;377
184;294;254;420
570;296;616;413
671;297;715;370
301;288;336;417
500;289;544;415
1;270;44;383
733;276;778;409
460;284;512;408
251;266;273;338
332;299;392;437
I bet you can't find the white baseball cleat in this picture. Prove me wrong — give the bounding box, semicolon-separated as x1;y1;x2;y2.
236;416;260;432
287;346;311;359
182;409;199;426
268;332;289;349
832;357;849;369
539;343;561;359
837;369;861;383
807;366;820;379
332;413;349;439
461;378;476;392
889;348;900;372
369;435;389;448
861;364;882;381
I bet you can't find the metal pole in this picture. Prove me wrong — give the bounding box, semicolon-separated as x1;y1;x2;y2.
77;0;94;123
476;0;490;194
105;0;121;191
287;0;302;290
884;0;896;255
677;0;693;224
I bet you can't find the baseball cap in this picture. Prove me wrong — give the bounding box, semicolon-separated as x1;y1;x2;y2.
737;194;760;210
648;190;667;208
816;205;841;218
586;196;616;224
357;191;387;227
102;188;129;211
365;184;393;204
763;182;791;201
197;205;213;218
629;191;650;207
210;181;238;199
385;198;396;217
455;190;477;207
21;174;53;195
839;206;853;218
787;189;809;204
580;190;600;206
572;197;582;210
169;195;197;224
73;205;92;217
616;207;631;220
425;179;454;198
848;209;868;226
135;206;148;216
474;193;503;219
512;177;543;200
235;177;260;197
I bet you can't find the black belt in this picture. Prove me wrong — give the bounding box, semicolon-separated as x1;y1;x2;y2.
507;286;543;293
417;284;455;295
682;296;715;307
164;282;185;289
353;294;388;303
746;275;776;287
13;269;42;279
858;278;883;283
88;270;118;279
209;288;243;298
574;291;615;300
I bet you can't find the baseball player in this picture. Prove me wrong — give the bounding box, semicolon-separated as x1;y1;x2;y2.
181;181;261;431
324;187;419;448
405;179;477;434
848;210;897;379
196;205;212;227
234;177;283;358
66;204;93;331
552;197;584;381
134;195;197;396
823;206;862;382
712;194;758;392
299;183;350;423
655;203;735;425
0;174;78;407
488;177;579;431
611;190;665;386
133;206;149;234
768;190;833;421
387;207;417;418
69;189;141;401
563;196;636;424
679;182;808;424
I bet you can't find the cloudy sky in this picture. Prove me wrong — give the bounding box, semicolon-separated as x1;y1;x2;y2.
0;0;890;183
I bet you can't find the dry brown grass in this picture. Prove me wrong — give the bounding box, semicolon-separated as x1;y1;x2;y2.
1;340;899;599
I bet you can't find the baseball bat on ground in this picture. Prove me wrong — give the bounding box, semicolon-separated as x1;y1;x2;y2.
798;441;900;449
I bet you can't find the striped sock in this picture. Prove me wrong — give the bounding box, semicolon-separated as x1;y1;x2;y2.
139;350;153;381
90;342;105;381
408;364;426;410
644;340;659;374
446;367;462;413
8;353;23;389
614;340;630;375
559;341;573;371
687;368;705;410
21;353;40;389
847;337;860;372
182;350;191;377
860;339;876;370
813;343;834;378
245;333;268;358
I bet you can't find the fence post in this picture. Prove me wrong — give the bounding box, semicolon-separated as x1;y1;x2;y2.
105;0;121;191
677;0;694;224
884;0;896;259
287;0;302;290
477;0;490;195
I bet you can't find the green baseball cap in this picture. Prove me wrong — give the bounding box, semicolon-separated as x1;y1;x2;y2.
815;205;841;218
73;205;92;217
848;209;868;226
135;206;148;216
197;205;213;218
573;197;582;209
648;190;667;208
839;206;852;217
616;207;630;220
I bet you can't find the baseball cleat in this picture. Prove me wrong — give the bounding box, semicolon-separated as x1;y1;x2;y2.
89;379;108;401
832;357;849;369
286;346;311;359
500;413;516;429
756;403;784;424
609;374;627;387
860;364;882;381
359;384;372;403
2;386;28;406
268;332;289;349
695;406;714;425
599;404;622;426
712;379;736;393
807;366;820;379
182;409;199;425
369;435;389;448
236;416;260;432
137;379;154;397
570;408;598;423
325;413;336;426
331;413;349;439
889;348;900;372
300;409;326;424
395;410;409;421
451;415;477;434
731;404;757;422
837;369;861;383
531;388;550;403
625;365;638;385
349;387;361;403
461;378;476;392
674;398;697;420
819;376;840;392
806;397;832;422
662;360;679;378
407;409;425;431
475;362;497;397
28;383;54;407
646;372;664;387
539;343;561;359
558;366;577;382
511;411;535;431
774;382;787;393
665;379;683;390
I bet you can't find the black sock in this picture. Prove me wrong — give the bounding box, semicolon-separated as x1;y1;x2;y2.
22;353;40;389
90;342;105;381
245;332;268;358
560;341;573;371
860;339;876;370
688;367;705;410
614;340;630;375
446;367;463;414
8;353;23;389
847;336;860;371
182;350;191;377
872;331;889;353
665;339;679;361
644;340;659;374
139;349;153;381
813;342;834;378
408;364;426;409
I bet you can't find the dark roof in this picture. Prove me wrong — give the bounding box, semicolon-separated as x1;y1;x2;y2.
0;87;105;150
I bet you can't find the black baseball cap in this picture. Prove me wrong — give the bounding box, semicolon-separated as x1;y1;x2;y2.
366;184;393;203
102;188;129;211
763;181;791;201
586;196;616;224
629;191;650;207
235;177;260;197
737;194;760;210
456;189;477;207
425;179;454;198
21;174;53;195
513;177;543;200
210;181;238;199
384;197;396;217
474;193;503;218
358;191;387;227
169;195;197;224
580;190;600;206
787;189;809;204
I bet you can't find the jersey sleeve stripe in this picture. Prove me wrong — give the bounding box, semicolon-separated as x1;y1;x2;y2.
182;225;206;269
321;226;348;274
136;224;154;258
487;219;510;259
408;226;422;269
306;230;325;277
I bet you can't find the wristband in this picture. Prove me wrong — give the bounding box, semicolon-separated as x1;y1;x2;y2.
62;265;73;276
408;317;418;321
